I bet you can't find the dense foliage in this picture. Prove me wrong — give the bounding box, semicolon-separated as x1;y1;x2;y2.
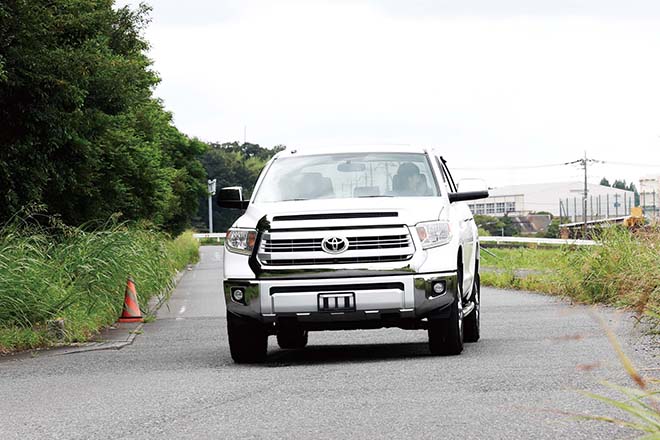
0;0;206;234
195;142;285;232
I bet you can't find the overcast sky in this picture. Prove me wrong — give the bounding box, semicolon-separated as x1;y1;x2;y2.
116;0;660;187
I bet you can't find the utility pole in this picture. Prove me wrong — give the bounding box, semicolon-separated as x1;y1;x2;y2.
565;152;602;237
207;179;217;233
582;151;588;234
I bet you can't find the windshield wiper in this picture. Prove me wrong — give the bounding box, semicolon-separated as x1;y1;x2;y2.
356;195;394;198
280;198;310;202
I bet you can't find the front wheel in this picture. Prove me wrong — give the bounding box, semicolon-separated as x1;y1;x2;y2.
428;291;464;356
227;312;268;364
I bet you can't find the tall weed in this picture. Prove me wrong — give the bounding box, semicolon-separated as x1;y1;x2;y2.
0;217;199;351
561;227;660;316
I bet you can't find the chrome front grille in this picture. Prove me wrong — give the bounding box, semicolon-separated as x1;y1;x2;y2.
258;226;415;267
263;238;322;253
262;234;410;253
348;235;410;250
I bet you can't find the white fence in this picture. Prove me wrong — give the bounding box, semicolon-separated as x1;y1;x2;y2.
480;236;598;246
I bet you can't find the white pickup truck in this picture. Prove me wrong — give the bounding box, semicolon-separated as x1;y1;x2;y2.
218;146;489;363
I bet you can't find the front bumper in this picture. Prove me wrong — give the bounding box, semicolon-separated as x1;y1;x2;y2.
223;272;457;328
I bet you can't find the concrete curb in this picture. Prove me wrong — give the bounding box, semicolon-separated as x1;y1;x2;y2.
56;267;192;355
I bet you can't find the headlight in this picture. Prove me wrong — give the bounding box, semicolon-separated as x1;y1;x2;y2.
225;229;257;255
416;221;452;249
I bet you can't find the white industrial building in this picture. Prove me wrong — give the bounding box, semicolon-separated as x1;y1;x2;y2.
468;182;634;222
639;176;660;219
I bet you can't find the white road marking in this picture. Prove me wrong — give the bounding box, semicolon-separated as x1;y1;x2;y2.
179;305;186;315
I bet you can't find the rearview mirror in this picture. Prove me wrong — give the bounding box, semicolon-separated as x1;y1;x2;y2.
337;161;366;172
217;186;249;209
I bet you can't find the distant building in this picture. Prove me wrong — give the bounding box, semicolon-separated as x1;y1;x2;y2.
468;182;634;221
639;176;660;220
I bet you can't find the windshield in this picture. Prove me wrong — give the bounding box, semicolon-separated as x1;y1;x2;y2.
253;153;438;202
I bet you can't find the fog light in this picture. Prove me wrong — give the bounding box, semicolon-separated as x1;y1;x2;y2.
231;288;245;302
432;281;446;296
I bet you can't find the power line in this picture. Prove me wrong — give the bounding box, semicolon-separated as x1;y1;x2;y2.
456;159;660;171
453;162;569;171
599;160;660;168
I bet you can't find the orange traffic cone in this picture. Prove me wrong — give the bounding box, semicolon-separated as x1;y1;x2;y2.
118;277;143;323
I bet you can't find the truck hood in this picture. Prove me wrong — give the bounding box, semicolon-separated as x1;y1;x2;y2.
232;197;446;230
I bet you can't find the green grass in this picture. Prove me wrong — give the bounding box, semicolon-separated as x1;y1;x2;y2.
480;246;567;294
0;219;200;354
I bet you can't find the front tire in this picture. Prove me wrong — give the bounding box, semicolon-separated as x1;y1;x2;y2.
227;312;268;364
428;290;464;356
463;272;480;343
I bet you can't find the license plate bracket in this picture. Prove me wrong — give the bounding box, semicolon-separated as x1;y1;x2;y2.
318;292;356;312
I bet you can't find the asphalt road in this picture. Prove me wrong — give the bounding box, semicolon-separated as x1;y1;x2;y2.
1;246;657;440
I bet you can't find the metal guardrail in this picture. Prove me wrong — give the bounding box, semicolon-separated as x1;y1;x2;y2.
480;236;598;246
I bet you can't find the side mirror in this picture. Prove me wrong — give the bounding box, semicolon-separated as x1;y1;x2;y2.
217;186;249;209
449;179;489;203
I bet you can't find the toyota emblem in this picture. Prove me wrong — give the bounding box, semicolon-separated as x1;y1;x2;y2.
321;236;349;254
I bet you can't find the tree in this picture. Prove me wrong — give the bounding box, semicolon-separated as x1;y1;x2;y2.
612;180;627;190
474;215;520;237
544;218;561;238
600;177;610;186
0;1;206;234
195;142;285;232
627;182;641;206
605;179;641;207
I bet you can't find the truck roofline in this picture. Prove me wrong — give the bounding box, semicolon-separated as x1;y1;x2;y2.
273;144;433;159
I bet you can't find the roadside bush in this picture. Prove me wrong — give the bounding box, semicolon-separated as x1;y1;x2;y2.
561;227;660;316
0;217;199;352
